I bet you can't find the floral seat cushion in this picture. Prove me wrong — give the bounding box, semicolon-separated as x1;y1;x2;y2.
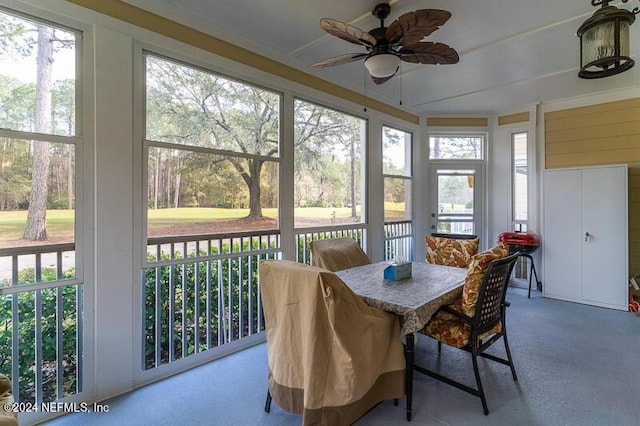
422;300;502;348
422;243;509;348
461;243;508;316
425;236;479;268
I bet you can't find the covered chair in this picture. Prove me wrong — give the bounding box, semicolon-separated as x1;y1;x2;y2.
260;260;405;425
309;237;370;272
425;234;479;268
0;374;18;426
417;245;519;415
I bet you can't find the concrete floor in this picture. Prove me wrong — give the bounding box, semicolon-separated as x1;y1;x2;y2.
43;288;640;425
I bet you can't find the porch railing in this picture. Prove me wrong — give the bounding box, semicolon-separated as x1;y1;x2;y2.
0;243;82;405
0;221;415;399
384;220;413;261
295;224;366;265
143;230;281;369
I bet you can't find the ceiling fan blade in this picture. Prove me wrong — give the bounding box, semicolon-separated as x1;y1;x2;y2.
400;42;459;65
320;18;377;47
371;67;399;85
310;52;369;68
386;9;452;47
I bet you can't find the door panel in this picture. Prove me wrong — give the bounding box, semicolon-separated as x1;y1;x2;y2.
543;169;583;300
430;165;482;238
581;166;627;307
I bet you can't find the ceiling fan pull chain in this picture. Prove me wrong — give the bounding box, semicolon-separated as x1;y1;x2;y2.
399;63;403;106
363;67;368;112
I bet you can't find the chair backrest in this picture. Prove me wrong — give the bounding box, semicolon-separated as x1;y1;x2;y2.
425;235;479;268
309;237;370;271
473;253;519;334
259;259;405;423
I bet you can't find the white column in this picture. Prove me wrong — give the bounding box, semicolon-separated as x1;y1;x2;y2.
93;26;135;399
412;116;427;262
367;115;384;262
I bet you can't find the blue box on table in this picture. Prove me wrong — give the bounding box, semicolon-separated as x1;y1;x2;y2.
384;262;412;281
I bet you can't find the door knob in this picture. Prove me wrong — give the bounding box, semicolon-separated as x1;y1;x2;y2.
584;232;591;242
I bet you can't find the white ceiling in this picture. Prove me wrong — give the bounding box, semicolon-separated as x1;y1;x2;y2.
124;0;640;115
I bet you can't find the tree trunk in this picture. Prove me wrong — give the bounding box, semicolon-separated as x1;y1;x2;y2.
350;138;356;218
173;157;181;208
166;161;171;208
173;173;181;208
67;148;73;209
153;151;159;209
233;158;263;218
23;26;54;241
248;160;263;218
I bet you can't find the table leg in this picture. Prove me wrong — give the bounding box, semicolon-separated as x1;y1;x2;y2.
405;333;414;421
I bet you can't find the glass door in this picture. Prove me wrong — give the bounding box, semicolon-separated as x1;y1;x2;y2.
429;164;483;237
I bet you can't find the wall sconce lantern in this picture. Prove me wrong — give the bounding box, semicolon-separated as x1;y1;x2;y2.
577;0;639;79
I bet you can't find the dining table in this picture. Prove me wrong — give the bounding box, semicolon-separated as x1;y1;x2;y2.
336;261;467;421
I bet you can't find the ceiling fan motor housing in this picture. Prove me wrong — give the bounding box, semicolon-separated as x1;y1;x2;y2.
372;3;391;20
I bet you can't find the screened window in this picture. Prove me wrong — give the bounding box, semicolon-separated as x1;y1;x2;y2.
0;9;78;264
293;99;365;228
383;126;412;222
144;53;281;237
512;132;528;230
429;135;483;159
0;8;81;406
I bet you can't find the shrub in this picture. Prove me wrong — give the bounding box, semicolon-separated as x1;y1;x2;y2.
0;268;79;403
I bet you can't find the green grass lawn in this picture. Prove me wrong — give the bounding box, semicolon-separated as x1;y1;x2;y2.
148;206;361;221
0;210;75;244
0;203;407;245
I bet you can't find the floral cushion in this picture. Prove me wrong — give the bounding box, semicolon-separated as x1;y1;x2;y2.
460;243;509;317
425;236;479;268
422;300;502;348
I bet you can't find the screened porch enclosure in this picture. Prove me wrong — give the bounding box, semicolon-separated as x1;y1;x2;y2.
0;24;416;420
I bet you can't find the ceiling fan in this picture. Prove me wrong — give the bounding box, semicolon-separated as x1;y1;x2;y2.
311;3;459;84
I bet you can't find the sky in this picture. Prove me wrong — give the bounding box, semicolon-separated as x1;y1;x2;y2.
1;13;76;84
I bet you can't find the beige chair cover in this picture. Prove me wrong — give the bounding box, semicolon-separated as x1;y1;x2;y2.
309;238;371;272
0;375;18;426
260;260;405;425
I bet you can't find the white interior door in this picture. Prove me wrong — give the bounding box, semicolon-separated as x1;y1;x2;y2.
543;169;583;300
429;164;483;238
581;166;628;308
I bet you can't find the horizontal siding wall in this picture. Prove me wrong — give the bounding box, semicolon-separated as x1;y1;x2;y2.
426;117;488;127
498;111;529;126
545;97;640;273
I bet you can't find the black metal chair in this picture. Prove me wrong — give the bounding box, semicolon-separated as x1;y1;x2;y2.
416;253;519;415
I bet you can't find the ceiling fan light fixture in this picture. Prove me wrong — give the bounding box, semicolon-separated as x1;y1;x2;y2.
364;54;400;78
312;4;458;84
577;0;638;79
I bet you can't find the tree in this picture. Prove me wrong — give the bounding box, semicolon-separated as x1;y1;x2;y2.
145;57;364;220
23;26;53;240
293;100;363;216
0;14;75;240
430;136;481;159
146;57;279;218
